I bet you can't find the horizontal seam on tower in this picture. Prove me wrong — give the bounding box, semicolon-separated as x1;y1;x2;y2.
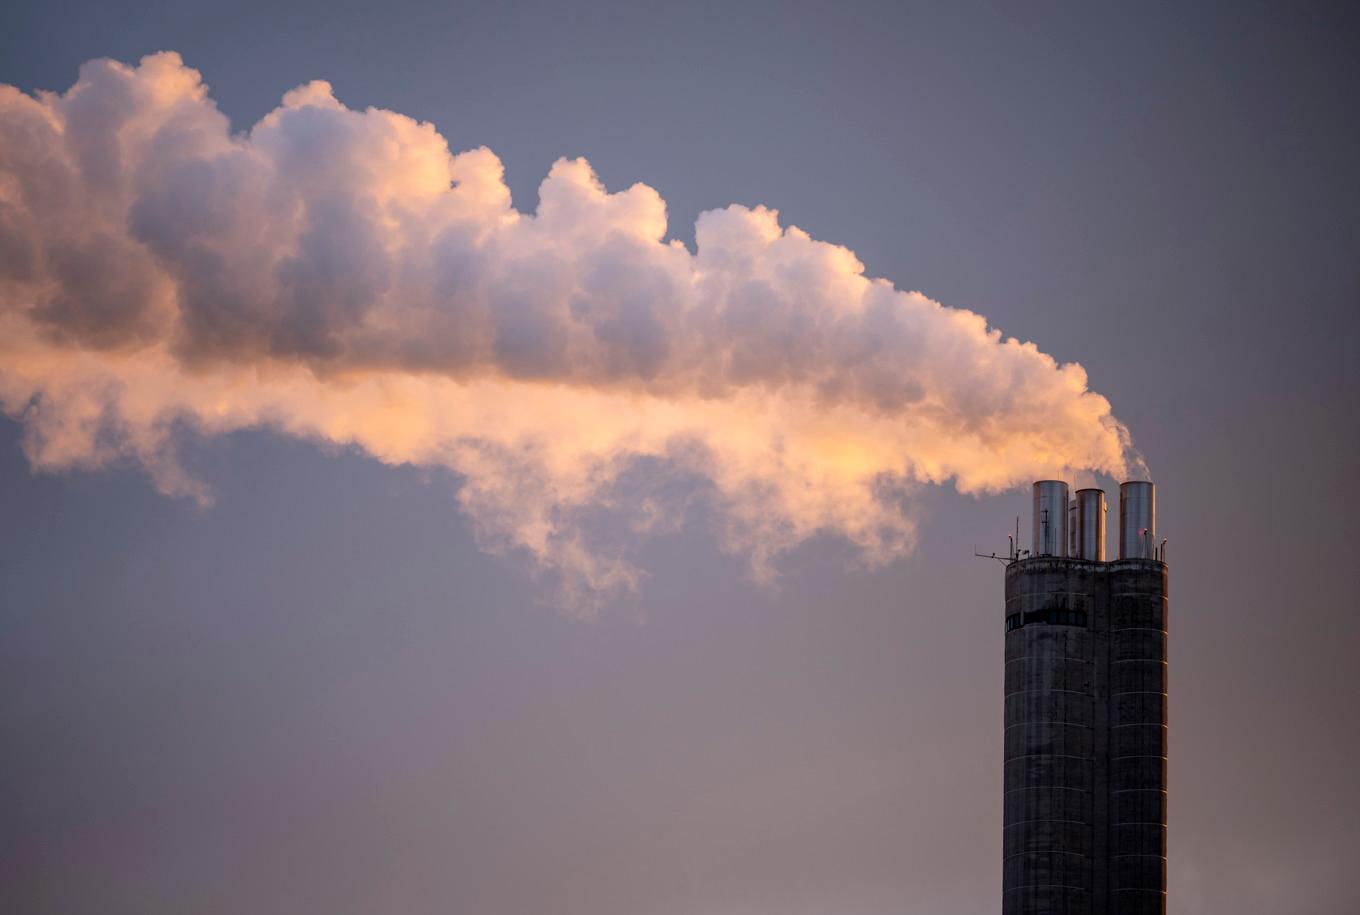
1005;753;1092;760
1002;851;1088;860
1004;787;1091;795
1005;688;1092;695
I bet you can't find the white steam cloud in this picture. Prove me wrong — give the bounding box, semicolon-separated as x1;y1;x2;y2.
0;53;1139;610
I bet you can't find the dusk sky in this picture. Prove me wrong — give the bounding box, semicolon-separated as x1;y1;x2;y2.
1;2;1357;913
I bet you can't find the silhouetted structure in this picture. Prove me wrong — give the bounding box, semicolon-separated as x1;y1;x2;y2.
1003;481;1167;914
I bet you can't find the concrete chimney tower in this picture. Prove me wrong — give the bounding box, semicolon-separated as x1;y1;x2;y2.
1002;481;1168;914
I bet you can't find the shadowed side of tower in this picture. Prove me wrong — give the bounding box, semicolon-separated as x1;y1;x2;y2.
1108;559;1168;912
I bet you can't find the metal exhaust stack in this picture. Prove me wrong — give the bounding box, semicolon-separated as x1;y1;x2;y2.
1118;480;1156;559
1031;480;1069;557
1074;488;1106;561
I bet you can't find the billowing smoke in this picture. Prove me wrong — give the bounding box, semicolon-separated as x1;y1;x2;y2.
0;53;1138;610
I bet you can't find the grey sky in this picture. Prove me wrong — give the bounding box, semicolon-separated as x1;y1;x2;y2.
2;2;1357;913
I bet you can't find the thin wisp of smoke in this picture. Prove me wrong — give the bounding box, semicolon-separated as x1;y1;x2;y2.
0;53;1139;611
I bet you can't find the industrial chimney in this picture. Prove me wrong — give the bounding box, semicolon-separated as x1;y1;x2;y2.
1119;480;1156;559
1032;480;1069;557
1074;488;1106;562
1002;481;1168;914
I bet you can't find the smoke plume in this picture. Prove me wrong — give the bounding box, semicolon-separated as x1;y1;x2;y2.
0;53;1138;610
